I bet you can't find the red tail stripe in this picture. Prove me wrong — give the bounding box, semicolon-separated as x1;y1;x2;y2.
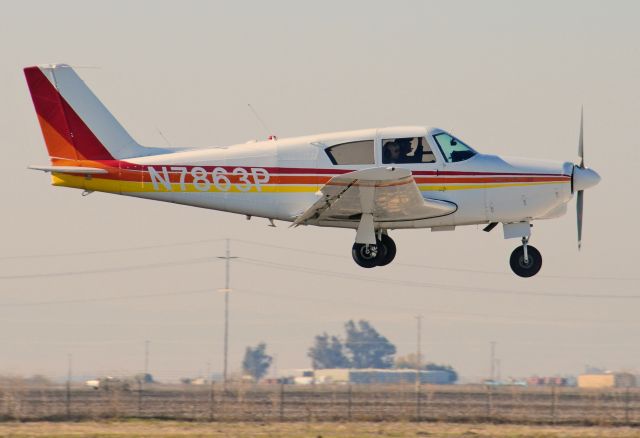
24;67;114;161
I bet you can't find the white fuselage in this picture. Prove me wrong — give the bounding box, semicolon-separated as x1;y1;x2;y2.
114;126;574;230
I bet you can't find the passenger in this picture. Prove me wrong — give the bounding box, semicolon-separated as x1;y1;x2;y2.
383;141;402;163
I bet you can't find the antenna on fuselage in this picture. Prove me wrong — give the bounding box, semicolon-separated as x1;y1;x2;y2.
156;127;173;148
247;103;277;140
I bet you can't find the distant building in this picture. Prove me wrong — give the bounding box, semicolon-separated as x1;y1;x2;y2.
578;372;636;389
314;368;453;385
527;376;571;387
279;369;315;385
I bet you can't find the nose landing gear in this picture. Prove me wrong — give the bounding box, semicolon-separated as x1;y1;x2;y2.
351;233;397;268
509;237;542;277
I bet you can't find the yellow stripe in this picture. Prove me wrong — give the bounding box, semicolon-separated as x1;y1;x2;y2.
52;174;567;195
52;174;320;193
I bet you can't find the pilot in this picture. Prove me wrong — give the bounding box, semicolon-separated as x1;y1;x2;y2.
396;138;413;159
383;141;403;163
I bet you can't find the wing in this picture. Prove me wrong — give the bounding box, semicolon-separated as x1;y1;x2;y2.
293;167;457;241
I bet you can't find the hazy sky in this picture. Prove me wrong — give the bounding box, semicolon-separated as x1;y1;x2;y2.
1;0;639;382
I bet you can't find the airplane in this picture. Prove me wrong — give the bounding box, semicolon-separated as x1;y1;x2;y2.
24;64;601;277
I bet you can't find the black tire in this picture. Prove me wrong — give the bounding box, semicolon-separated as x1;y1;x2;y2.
376;234;397;266
352;243;379;268
509;245;542;278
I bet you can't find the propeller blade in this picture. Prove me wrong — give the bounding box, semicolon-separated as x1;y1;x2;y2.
577;189;584;250
578;106;584;168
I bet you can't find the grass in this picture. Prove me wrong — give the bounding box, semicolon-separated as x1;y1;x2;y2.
0;421;639;438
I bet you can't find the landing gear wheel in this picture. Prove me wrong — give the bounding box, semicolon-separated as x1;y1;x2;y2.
509;245;542;278
376;234;397;266
352;243;379;268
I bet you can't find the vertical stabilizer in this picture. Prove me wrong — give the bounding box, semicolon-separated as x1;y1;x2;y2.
24;64;161;161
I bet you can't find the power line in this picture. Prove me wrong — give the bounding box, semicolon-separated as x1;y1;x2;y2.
0;287;212;307
233;239;639;282
2;247;638;299
0;238;224;260
0;256;219;280
2;236;635;281
0;284;629;326
236;257;640;300
231;288;621;326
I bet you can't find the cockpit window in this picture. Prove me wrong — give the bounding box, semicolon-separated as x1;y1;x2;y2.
325;140;375;165
433;133;477;162
382;137;436;164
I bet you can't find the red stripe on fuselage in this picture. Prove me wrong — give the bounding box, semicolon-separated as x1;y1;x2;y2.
71;159;570;187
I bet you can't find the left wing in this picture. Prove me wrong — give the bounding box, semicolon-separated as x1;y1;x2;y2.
293;167;457;243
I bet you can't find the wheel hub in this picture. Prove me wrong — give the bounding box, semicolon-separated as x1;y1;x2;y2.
359;245;378;259
518;255;534;269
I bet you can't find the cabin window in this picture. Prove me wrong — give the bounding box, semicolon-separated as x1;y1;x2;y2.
433;133;477;162
382;137;436;164
325;140;375;165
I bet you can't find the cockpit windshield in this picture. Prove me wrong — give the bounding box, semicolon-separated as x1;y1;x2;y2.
433;133;477;163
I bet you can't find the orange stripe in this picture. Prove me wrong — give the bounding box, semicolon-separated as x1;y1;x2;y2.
326;179;413;188
37;116;84;161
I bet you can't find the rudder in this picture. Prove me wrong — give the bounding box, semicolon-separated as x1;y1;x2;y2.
24;64;155;162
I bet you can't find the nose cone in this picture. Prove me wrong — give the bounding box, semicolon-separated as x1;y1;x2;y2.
573;166;601;192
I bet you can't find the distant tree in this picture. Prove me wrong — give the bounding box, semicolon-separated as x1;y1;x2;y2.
394;353;422;369
344;320;396;369
425;363;458;383
394;355;458;383
242;342;273;381
308;332;351;369
134;373;154;384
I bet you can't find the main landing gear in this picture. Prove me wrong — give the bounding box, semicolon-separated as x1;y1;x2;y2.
509;237;542;278
352;234;396;268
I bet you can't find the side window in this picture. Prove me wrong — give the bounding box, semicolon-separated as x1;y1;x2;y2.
325;140;375;165
433;133;477;162
382;137;435;164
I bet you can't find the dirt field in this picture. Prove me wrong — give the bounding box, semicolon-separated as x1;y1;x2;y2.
0;421;639;438
2;383;640;426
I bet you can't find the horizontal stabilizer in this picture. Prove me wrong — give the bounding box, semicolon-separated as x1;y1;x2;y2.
28;165;108;174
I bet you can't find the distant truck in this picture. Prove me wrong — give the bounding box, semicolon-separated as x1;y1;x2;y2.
85;373;153;391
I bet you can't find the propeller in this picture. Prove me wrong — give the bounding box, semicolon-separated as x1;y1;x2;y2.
572;107;600;250
577;107;584;250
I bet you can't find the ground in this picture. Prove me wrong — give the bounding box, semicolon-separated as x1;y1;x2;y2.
0;421;639;438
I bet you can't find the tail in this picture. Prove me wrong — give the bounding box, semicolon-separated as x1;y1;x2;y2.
24;64;162;163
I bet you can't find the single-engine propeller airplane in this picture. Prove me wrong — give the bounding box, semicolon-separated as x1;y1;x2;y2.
24;64;600;277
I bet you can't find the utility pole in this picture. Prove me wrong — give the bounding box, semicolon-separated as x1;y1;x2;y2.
416;315;423;376
66;353;72;418
217;238;238;391
144;340;150;376
490;341;496;382
415;315;423;421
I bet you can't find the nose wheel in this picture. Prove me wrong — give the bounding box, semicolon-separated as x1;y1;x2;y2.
352;234;397;268
509;237;542;277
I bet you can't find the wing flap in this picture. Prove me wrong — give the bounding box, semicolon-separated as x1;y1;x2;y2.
294;167;457;225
